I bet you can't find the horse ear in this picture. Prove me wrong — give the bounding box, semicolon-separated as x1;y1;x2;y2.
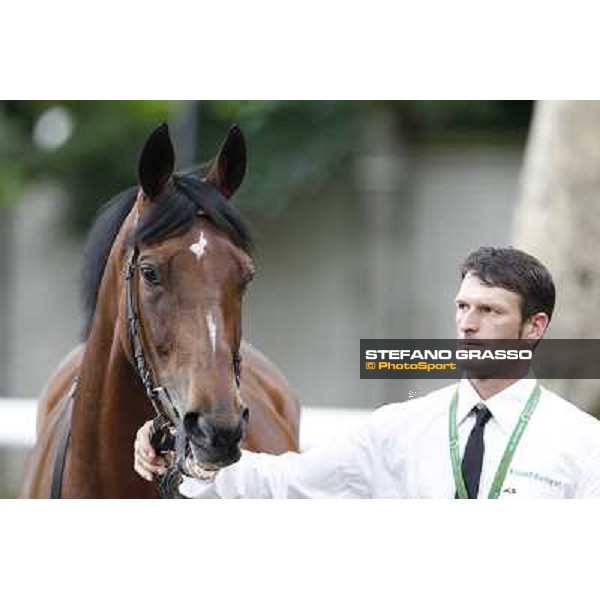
138;123;175;198
206;125;247;198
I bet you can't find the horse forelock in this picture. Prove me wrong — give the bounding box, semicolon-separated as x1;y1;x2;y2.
80;172;253;341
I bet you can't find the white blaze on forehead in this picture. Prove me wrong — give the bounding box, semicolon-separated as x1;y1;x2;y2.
206;312;217;353
190;231;209;259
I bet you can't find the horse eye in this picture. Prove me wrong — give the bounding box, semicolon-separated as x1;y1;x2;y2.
140;265;161;286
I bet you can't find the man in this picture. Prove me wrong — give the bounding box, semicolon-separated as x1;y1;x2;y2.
134;247;600;498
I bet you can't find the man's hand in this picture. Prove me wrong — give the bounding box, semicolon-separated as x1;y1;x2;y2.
134;420;167;482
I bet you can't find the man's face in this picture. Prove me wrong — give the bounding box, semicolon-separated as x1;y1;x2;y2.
455;272;526;340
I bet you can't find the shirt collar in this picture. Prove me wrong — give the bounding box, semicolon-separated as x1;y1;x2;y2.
457;376;538;435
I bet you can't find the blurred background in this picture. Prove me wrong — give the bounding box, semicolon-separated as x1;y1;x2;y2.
2;100;600;497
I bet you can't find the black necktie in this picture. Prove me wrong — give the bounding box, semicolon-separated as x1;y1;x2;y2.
456;403;493;499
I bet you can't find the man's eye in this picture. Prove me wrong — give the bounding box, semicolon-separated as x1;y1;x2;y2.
140;265;161;286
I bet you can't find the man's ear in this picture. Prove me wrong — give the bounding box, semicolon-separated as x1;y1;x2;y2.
205;124;246;198
522;312;550;340
138;123;175;198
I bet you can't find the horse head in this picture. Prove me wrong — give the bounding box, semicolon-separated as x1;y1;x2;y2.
122;123;254;473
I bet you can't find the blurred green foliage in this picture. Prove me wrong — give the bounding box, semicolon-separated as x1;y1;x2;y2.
0;100;176;230
0;100;532;236
200;100;358;215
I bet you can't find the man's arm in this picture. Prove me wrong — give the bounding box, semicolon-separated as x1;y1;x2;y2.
134;419;376;499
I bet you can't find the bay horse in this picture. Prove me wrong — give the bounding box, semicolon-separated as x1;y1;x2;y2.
22;123;300;498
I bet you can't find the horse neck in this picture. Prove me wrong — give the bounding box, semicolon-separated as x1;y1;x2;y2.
68;217;155;497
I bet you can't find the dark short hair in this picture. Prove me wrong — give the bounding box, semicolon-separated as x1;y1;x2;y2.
460;246;556;322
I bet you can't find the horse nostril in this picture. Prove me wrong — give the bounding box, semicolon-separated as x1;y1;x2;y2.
242;406;250;423
183;412;211;446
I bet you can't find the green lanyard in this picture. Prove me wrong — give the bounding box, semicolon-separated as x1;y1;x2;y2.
449;382;541;499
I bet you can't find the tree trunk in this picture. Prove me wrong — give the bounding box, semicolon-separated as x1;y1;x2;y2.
355;105;412;404
513;100;600;414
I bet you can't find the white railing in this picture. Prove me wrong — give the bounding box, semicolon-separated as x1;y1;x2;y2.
0;398;371;451
0;398;37;447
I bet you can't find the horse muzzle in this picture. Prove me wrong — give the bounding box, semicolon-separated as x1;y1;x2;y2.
181;408;249;469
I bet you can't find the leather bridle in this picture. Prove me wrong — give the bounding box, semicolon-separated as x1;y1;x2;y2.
124;246;181;428
124;244;244;498
124;243;243;425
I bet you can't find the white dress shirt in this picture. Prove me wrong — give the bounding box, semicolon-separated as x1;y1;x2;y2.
179;378;600;499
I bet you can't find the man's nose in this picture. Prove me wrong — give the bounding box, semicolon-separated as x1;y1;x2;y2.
457;309;479;335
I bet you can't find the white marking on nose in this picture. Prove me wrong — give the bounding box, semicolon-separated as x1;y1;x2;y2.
190;232;208;259
206;313;217;353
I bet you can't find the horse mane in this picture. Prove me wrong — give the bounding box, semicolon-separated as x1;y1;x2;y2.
80;171;253;340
